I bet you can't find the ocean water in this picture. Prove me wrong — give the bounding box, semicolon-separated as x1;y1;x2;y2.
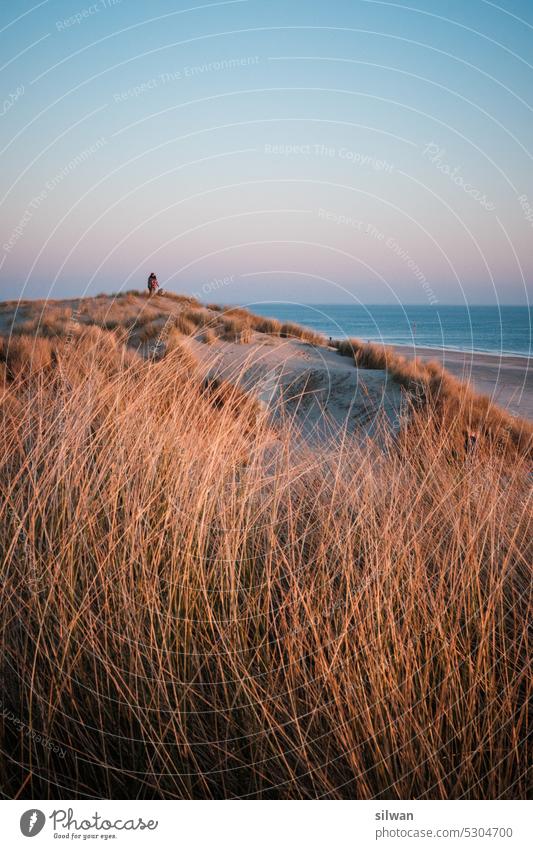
246;304;532;357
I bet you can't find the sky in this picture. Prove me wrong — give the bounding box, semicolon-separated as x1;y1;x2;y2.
1;0;533;306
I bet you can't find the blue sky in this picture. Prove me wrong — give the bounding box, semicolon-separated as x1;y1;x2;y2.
1;0;533;304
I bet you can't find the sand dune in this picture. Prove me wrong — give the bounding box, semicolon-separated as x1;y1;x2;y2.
190;332;403;440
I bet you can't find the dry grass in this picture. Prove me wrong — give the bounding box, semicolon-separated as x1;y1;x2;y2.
171;314;196;336
10;306;73;339
138;319;165;342
334;337;533;458
219;309;323;344
219;315;253;343
335;337;391;366
221;306;254;322
181;308;215;329
254;316;282;336
162;292;202;307
0;299;531;800
164;329;199;370
0;334;55;379
279;320;325;346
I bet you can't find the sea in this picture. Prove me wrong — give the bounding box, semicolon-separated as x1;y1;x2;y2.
246;304;532;358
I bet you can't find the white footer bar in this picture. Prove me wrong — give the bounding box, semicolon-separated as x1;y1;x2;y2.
1;799;530;849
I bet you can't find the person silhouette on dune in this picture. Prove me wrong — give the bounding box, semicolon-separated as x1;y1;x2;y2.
147;272;159;295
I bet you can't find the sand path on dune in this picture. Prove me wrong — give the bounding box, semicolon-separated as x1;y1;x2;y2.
190;332;403;440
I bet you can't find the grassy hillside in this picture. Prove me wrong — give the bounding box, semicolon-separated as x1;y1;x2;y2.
0;294;531;798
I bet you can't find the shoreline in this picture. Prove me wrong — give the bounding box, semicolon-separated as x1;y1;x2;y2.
323;333;532;361
392;342;532;366
387;342;531;361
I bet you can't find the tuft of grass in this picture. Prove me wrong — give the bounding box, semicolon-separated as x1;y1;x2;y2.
164;328;199;370
0;334;54;379
254;316;282;335
171;314;196;336
221;306;254;322
220;315;253;343
11;306;73;339
279;320;325;346
182;307;216;328
139;320;165;342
